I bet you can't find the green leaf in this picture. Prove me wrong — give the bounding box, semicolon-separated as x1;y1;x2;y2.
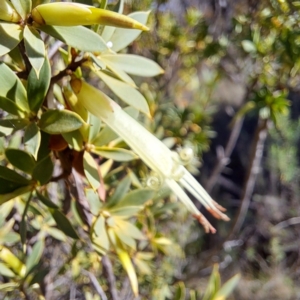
0;263;15;278
114;228;136;249
23;26;45;77
115;218;145;240
101;54;164;77
36;191;58;209
0;185;32;205
117;189;155;207
108;206;142;217
0;23;23;56
93;215;109;251
50;209;79;239
99;57;136;86
88;113;102;143
95;71;150;115
213;274;240;300
107;175;131;208
25;240;44;276
174;282;186;300
24;123;41;160
86;189;102;215
0;118;29;130
39;109;84;134
0;62;28;112
116;248;138;296
10;0;32;19
39;25;108;52
0;282;19;292
91;125;118;147
0;96;26;116
62;130;84;151
91;146;138;162
83;151;101;191
5;149;36;174
0;165;31;186
32;155;53;185
27;57;51;113
110;11;150;52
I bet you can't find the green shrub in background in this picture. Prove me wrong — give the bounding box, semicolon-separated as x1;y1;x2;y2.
0;0;238;299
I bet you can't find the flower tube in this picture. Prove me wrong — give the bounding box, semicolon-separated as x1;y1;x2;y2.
70;78;229;233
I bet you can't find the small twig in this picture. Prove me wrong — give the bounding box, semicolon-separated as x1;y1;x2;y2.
274;216;300;230
86;271;108;300
50;57;88;85
102;255;120;300
228;117;269;238
206;116;244;193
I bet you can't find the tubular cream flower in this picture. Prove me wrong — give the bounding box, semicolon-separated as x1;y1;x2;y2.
70;78;230;233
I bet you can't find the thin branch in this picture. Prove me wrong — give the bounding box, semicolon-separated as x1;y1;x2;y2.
86;271;108;300
227;117;269;238
274;216;300;230
206;116;244;193
102;255;120;300
50;57;88;85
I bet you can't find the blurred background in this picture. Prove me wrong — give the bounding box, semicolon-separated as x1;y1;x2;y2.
120;0;300;299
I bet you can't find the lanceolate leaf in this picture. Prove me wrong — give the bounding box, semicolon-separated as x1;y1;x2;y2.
10;0;32;19
39;25;108;52
0;118;29;130
0;96;26;116
116;248;138;296
0;186;33;205
25;239;44;276
5;149;36;174
0;62;28;112
101;54;164;77
110;11;150;52
39;109;84;134
0;165;31;186
27;57;51;113
117;189;155;207
24;123;41;160
95;71;150;116
0;23;23;56
50;209;79;239
32;155;53;185
91;146;138;162
36;191;58;209
83;151;101;191
23;26;45;77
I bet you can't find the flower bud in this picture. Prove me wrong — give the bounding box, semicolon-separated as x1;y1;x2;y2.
31;2;149;30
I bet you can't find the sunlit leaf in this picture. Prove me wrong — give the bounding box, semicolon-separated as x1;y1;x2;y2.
110;11;150;52
93;215;110;251
83;151;101;191
27;57;51;113
23;25;45;77
0;23;23;56
116;247;138;296
10;0;31;19
117;189;154;207
25;240;44;276
39;25;108;52
39;109;84;134
24;123;41;160
0;62;28;112
107;175;131;208
101;54;164;77
95;71;150;115
214;274;241;300
91;146;138;161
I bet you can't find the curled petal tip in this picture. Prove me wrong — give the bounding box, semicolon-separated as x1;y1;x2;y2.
207;208;230;221
193;214;216;234
212;200;227;212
